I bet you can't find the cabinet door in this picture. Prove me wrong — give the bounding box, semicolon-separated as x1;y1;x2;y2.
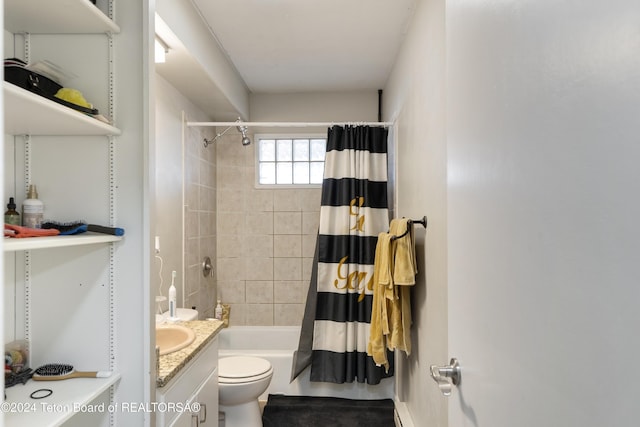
167;368;218;427
194;368;218;426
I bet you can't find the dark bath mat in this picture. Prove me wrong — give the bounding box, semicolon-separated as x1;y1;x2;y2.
262;394;395;427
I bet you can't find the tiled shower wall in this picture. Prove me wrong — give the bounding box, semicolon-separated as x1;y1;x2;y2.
216;131;321;326
184;121;217;318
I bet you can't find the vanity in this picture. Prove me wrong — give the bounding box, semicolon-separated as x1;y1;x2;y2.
156;320;224;427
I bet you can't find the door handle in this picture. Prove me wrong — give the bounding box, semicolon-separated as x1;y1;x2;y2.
430;358;461;396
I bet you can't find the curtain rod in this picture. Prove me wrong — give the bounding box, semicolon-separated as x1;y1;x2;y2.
186;121;394;128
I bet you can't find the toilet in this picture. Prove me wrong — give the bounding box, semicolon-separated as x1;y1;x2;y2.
218;356;273;427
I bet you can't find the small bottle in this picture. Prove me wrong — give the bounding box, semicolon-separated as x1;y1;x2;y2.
22;185;44;228
4;197;21;225
168;270;177;319
215;300;223;320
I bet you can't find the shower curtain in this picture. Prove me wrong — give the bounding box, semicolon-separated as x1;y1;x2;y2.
291;125;393;385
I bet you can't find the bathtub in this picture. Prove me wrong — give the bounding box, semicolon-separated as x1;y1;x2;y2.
217;326;394;401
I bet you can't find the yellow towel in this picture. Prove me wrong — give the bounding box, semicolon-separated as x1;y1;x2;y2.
367;232;393;371
386;218;417;356
389;218;417;285
367;219;419;369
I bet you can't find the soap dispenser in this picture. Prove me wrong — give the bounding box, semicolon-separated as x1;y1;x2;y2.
22;185;44;228
4;197;20;225
215;300;224;320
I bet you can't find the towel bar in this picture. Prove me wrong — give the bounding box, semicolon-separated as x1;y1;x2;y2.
390;216;427;241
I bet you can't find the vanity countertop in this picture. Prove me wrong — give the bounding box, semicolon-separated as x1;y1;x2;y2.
156;319;224;388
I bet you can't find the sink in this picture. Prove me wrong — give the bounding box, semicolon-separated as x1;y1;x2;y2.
156;324;196;355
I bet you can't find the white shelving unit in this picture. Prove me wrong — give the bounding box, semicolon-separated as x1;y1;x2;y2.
3;233;122;252
4;373;121;427
4;0;120;34
3;1;124;426
4;82;121;136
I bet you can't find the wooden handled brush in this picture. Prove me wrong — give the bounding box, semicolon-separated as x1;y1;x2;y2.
32;363;112;381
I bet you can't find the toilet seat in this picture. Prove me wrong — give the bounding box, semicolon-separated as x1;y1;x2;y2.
219;356;273;384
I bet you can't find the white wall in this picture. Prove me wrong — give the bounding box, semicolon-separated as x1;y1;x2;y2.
250;91;379;131
383;0;448;425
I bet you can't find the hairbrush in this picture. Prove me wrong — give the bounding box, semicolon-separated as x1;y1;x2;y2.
32;363;112;381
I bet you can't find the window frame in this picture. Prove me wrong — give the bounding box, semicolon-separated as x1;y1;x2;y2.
254;133;327;189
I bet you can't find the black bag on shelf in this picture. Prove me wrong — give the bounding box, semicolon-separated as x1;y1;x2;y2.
4;58;99;116
5;58;62;98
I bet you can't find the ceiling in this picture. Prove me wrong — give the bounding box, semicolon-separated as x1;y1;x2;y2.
190;0;416;94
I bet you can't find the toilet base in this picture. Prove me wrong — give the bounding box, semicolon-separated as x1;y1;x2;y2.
220;399;262;427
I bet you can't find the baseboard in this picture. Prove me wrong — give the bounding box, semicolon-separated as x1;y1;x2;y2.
394;400;414;427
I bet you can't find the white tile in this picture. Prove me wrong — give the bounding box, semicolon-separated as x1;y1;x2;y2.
245;212;273;235
217;137;247;167
218;189;245;213
200;158;214;187
207;187;217;213
274;258;301;281
217;281;246;304
200;236;216;265
274;304;304;326
300;189;322;212
217;235;243;258
186;154;200;185
243;165;257;191
199;212;213;237
186;182;199;212
245;304;274;326
302;212;320;235
185;237;199;267
274;281;304;304
217;257;245;281
245;257;274;281
218;213;244;235
274;212;301;234
274;190;301;211
246;281;274;303
274;235;301;258
246;189;273;212
217;165;245;190
185;210;199;238
244;235;273;258
228;303;246;326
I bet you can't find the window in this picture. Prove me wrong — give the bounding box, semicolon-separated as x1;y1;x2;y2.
256;135;326;186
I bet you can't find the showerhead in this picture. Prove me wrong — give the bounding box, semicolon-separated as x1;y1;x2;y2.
237;125;252;146
203;118;251;148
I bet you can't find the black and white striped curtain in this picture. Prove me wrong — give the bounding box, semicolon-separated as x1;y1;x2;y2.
299;125;393;385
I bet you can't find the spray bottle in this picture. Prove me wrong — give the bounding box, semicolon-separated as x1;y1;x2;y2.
168;270;177;320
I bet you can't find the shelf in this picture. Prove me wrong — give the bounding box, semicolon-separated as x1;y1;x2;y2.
4;372;121;427
5;0;120;34
3;232;122;252
3;82;121;136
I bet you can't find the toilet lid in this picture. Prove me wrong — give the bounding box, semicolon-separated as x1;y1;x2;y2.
219;356;272;379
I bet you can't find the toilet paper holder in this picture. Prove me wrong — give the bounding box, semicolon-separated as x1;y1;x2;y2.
430;358;461;396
